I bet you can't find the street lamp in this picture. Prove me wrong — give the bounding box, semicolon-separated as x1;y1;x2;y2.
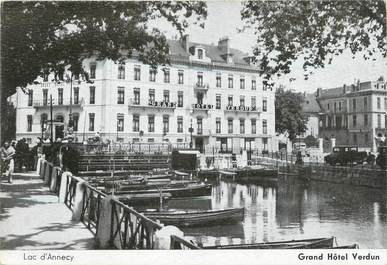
189;119;194;148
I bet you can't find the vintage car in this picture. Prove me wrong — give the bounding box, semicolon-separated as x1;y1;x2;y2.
324;146;367;166
376;146;387;170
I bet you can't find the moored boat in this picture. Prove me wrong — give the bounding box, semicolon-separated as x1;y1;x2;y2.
202;237;335;249
117;192;172;206
143;207;244;227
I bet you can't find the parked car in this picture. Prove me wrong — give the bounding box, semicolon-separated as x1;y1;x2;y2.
324;146;367;166
376;146;387;170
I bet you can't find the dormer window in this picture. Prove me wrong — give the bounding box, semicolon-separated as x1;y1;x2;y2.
198;49;203;59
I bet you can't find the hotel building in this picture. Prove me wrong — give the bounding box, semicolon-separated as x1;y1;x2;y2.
15;36;277;153
317;77;387;151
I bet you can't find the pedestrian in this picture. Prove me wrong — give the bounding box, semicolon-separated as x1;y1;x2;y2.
1;141;16;183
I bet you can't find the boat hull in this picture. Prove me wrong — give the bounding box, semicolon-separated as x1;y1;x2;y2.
144;208;244;227
115;184;212;198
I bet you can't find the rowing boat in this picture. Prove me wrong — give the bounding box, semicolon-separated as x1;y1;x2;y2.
118;192;172;206
143;207;244;227
202;237;335;249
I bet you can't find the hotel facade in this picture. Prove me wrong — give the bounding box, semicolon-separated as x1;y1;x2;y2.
15;36;277;153
317;78;387;152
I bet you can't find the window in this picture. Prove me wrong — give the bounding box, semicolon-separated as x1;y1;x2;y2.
178;70;184;84
365;133;369;144
216;94;221;109
353;133;357;145
27;115;32;132
177;116;183;133
240;119;245;134
163;115;169;133
353;115;357;127
148;115;155;132
28;90;33;106
90;63;96;79
89;86;95;104
58;88;63;105
43;74;49;82
73;113;79;131
251;119;256;134
251;96;256;108
196;92;203;105
352;98;357;111
134;88;140;105
228;95;233;106
89;113;95;131
228;119;233;133
134;66;141;81
149;69;156;82
240;96;245;107
133;115;139;132
117;87;125;104
377;114;381;128
377;97;381;109
149;89;155;104
147;138;155;143
118;64;125;79
216;118;221;134
43;89;48;106
263;120;267;134
73;87;79;104
363;97;368;110
385;97;387;110
198;49;203;59
251;79;256;90
163;68;170;83
178;91;183;107
327;103;330;110
216;74;221;88
41;113;48;127
163;90;170;103
117;114;124;132
262;99;267;112
364;114;368;126
228;75;233;88
133;138;140;143
240;77;245;89
197;117;202;134
263;83;268;91
334;102;337;112
339;101;342;111
197;72;203;87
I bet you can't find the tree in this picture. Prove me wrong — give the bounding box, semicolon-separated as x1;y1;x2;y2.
0;100;16;141
275;87;307;142
241;0;386;83
0;1;207;143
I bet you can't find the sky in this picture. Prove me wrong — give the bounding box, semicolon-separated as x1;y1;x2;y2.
152;1;386;94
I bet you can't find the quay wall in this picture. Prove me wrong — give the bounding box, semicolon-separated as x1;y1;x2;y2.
286;165;387;189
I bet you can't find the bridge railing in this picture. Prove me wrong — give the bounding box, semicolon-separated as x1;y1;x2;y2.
64;174;79;210
109;199;163;249
80;184;106;235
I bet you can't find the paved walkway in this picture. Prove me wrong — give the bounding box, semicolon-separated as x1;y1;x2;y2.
0;172;95;250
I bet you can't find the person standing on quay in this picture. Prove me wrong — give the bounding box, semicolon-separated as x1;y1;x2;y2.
1;141;16;183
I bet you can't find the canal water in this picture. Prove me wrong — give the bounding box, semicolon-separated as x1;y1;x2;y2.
168;177;387;248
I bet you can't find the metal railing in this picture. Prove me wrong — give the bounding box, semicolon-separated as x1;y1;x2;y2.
109;199;163;249
170;235;201;249
80;184;105;235
64;175;79;210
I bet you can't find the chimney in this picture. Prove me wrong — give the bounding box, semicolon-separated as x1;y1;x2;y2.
182;34;189;52
316;87;322;97
218;36;230;54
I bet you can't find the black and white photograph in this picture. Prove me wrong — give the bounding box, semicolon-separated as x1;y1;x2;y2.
0;0;386;264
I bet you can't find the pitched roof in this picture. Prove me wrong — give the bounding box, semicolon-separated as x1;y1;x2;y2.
302;93;321;113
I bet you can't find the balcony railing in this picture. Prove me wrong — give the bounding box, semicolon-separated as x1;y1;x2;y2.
194;82;209;91
192;103;214;113
225;105;262;113
33;98;84;108
128;99;176;110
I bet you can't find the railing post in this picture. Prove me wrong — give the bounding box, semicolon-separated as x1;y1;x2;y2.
72;177;86;221
59;171;72;203
95;196;115;249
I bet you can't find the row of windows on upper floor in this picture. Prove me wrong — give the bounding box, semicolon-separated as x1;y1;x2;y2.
40;63;271;91
27;87;269;111
325;96;387;112
26;113;269;135
320;113;386;129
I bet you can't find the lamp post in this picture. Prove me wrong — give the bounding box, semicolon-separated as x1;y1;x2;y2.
189;119;194;149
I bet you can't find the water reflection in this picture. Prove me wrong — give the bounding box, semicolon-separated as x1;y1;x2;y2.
168;177;387;248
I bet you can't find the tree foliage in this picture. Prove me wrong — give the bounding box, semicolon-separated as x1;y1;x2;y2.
241;0;386;82
1;1;207;99
0;100;16;142
275;87;307;142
